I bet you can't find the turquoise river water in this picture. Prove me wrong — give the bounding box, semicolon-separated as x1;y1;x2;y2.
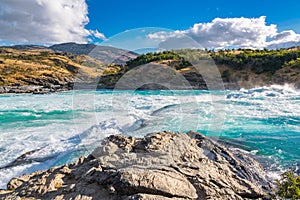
0;85;299;188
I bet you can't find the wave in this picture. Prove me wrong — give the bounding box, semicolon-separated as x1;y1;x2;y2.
151;104;179;116
227;84;299;100
0;110;74;123
0;115;148;189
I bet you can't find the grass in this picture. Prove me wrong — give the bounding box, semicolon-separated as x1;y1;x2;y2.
0;48;104;86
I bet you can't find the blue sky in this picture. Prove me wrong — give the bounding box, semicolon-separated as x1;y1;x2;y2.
86;0;300;37
0;0;300;49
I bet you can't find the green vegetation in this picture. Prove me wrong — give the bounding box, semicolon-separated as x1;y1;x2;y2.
126;47;300;75
126;51;191;70
1;46;300;89
102;64;123;75
120;47;300;88
276;171;300;199
285;58;300;69
212;48;300;74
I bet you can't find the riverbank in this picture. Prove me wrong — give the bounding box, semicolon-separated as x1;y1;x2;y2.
1;82;298;95
0;131;273;200
0;85;72;94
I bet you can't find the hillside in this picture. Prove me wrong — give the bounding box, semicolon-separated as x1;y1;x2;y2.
1;46;300;93
0;48;104;93
5;42;139;64
0;43;139;94
99;48;300;89
49;43;138;64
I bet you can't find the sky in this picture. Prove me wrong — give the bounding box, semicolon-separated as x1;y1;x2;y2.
0;0;300;50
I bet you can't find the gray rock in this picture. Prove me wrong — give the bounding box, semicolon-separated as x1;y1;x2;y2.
98;167;197;199
0;85;70;94
125;193;187;200
0;131;272;200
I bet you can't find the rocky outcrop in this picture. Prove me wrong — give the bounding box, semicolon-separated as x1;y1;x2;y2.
0;131;272;200
0;84;73;94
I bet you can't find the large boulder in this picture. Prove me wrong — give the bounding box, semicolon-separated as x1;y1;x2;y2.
0;131;272;200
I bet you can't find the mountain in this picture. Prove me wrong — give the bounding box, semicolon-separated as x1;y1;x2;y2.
4;43;139;64
49;43;138;64
2;45;47;50
50;43;96;55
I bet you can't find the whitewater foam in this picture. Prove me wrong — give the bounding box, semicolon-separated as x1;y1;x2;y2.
0;87;299;188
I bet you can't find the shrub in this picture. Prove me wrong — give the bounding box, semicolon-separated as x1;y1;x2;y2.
126;50;192;70
276;171;300;199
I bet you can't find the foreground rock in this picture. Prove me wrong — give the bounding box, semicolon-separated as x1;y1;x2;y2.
0;131;272;200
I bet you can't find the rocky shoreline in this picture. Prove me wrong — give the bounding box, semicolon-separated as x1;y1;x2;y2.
1;82;297;95
0;84;73;94
0;131;273;200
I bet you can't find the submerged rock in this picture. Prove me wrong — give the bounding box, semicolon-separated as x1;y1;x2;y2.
0;131;272;200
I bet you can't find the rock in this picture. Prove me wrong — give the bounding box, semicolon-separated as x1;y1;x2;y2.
0;85;70;94
0;131;272;200
98;167;197;199
125;193;187;200
7;175;31;190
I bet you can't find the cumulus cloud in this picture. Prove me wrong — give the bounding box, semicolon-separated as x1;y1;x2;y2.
148;16;300;49
0;0;106;44
267;30;300;49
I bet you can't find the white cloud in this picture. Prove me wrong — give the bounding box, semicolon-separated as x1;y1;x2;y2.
0;0;106;44
148;16;300;49
89;30;107;41
148;30;185;40
267;30;300;49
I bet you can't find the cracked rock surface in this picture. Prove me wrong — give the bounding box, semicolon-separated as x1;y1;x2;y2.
0;131;272;200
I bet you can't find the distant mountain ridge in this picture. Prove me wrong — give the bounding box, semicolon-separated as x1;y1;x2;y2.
50;43;138;64
3;43;138;64
1;45;48;50
50;43;96;55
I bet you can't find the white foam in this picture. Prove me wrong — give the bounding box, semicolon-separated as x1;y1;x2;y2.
0;89;299;188
0;164;33;189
